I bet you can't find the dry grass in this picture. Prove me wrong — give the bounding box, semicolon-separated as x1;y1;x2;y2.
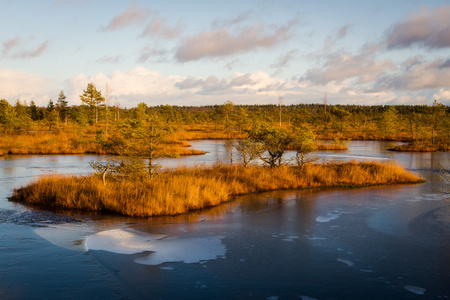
388;144;438;152
316;143;348;150
0;132;105;155
10;161;424;217
0;132;205;156
171;126;248;140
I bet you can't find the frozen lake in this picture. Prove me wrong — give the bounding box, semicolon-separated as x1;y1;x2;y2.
0;140;449;299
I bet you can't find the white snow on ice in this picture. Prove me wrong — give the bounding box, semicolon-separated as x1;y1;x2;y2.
316;212;341;222
34;224;95;252
85;228;226;265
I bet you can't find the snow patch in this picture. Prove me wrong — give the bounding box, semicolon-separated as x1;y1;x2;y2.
316;212;341;222
85;228;226;265
34;224;94;252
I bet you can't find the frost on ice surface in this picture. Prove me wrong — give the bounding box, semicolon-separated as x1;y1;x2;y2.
34;224;95;252
85;228;226;265
409;193;445;202
405;285;426;295
337;258;354;266
85;228;166;255
135;235;226;265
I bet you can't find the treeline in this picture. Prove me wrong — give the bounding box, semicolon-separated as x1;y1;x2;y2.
1;83;449;150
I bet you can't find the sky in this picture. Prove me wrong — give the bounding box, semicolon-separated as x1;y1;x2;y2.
1;0;450;108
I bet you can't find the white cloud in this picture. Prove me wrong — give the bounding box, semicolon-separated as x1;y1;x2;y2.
175;71;286;97
211;11;252;28
271;50;298;68
371;57;450;91
2;37;49;59
138;46;169;63
386;4;450;49
0;69;55;105
141;15;180;39
175;20;296;62
102;3;151;31
96;54;123;64
225;59;241;70
433;88;450;104
301;51;395;86
2;66;444;109
323;25;352;52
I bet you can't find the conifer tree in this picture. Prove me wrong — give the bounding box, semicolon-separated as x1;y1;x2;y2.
80;83;105;124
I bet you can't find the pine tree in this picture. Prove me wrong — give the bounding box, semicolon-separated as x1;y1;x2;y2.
80;83;105;124
57;90;68;125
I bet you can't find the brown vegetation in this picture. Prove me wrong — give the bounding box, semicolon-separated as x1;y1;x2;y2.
10;161;423;217
388;144;438;152
0;132;103;155
0;131;204;156
388;142;450;152
316;142;348;150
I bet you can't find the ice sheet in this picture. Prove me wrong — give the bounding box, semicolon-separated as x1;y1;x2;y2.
34;224;95;252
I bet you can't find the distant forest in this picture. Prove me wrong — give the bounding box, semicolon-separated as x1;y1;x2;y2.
1;85;449;152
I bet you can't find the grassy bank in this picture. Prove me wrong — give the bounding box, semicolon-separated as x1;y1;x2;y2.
388;143;450;152
0;132;205;156
10;161;423;217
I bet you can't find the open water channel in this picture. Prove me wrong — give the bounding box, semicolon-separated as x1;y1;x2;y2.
0;140;449;299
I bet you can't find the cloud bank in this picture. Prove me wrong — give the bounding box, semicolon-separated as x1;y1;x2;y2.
386;5;450;49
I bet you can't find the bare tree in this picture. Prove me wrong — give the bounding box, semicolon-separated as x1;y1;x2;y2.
235;140;262;167
105;83;110;136
322;91;327;115
278;95;283;127
114;97;120;122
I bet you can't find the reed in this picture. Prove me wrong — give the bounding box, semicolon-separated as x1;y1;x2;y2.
10;161;424;217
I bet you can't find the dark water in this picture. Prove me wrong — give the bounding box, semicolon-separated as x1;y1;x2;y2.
0;141;449;299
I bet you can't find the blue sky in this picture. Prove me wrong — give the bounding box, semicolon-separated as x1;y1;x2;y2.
1;0;449;107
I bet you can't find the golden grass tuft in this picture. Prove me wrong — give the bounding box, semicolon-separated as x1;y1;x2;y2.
316;143;348;150
388;144;438;152
0;131;206;156
0;132;105;155
10;161;424;217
